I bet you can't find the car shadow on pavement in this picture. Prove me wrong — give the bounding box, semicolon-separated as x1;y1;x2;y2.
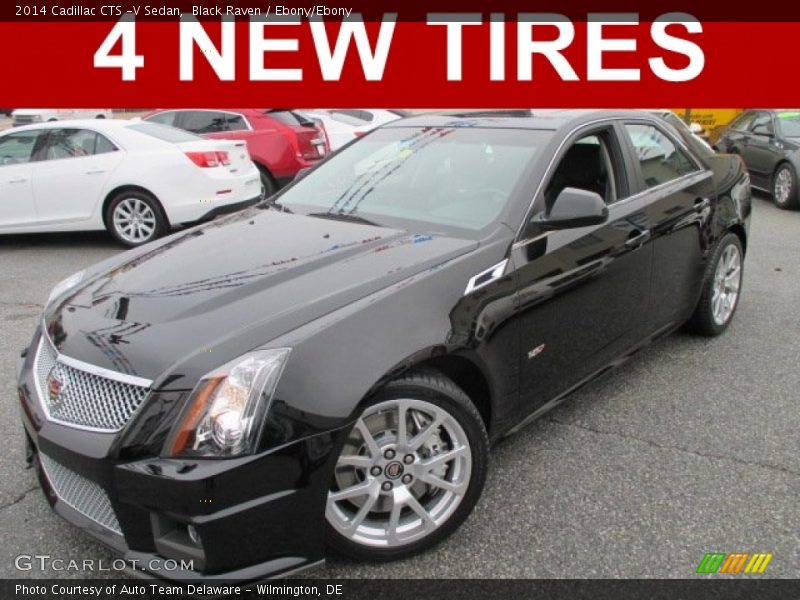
0;231;121;251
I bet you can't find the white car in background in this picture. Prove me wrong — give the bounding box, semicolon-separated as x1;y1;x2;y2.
0;120;262;246
300;109;411;149
12;108;113;127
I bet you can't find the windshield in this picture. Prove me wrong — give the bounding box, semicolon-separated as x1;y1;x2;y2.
777;111;800;137
277;126;546;237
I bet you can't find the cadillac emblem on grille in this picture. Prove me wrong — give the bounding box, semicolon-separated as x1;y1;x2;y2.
46;367;67;404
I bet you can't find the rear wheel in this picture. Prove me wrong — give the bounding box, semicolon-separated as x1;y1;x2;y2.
687;233;744;336
325;371;488;561
772;163;798;209
256;165;277;199
105;190;168;247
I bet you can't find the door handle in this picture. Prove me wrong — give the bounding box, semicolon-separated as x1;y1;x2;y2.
8;177;27;184
625;229;651;249
85;169;106;175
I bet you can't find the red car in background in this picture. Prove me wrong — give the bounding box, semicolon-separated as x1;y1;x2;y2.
143;109;329;194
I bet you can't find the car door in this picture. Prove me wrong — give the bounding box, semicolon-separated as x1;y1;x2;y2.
743;111;782;188
0;129;46;229
510;123;653;416
32;128;124;224
620;121;714;330
718;111;755;157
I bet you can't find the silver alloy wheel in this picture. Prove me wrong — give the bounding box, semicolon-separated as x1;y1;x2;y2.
711;243;742;326
774;167;793;205
112;198;157;244
326;398;472;548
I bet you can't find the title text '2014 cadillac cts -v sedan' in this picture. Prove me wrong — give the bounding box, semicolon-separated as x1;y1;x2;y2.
17;110;751;581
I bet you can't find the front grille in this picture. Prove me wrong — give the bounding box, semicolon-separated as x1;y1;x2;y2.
34;337;150;432
39;453;122;535
12;115;35;125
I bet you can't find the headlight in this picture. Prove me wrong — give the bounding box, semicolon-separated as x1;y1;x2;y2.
165;349;290;458
46;270;86;307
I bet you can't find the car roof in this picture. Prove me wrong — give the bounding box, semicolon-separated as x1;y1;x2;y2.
6;118;138;133
384;109;663;132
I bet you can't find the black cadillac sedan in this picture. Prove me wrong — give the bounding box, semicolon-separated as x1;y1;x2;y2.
715;109;800;209
17;110;751;582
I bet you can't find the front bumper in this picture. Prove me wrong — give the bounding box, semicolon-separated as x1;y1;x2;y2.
17;339;342;582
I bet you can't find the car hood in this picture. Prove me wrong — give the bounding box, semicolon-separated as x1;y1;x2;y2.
45;208;478;385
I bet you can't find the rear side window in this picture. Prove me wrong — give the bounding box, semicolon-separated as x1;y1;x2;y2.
146;111;178;127
777;110;800;137
266;110;316;128
128;123;203;143
179;110;228;134
226;113;249;131
41;129;118;160
0;130;41;165
624;124;698;188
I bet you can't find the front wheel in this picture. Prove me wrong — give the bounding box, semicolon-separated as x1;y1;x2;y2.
325;371;488;561
772;163;798;210
687;233;744;336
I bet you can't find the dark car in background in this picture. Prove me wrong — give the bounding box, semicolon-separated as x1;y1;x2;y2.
18;110;750;582
715;109;800;209
143;109;330;195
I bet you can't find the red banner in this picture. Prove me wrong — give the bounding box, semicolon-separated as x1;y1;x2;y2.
1;15;797;107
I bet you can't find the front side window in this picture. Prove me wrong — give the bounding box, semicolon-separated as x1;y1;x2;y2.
278;126;547;237
42;129;115;161
544;130;624;209
624;124;698;188
729;112;755;132
749;112;775;136
0;130;41;165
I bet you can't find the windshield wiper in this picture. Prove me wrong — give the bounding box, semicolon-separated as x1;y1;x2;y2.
307;211;381;227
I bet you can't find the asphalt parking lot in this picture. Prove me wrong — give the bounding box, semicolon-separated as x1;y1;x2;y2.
0;192;798;579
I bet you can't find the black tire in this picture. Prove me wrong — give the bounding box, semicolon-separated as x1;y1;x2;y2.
687;232;744;336
256;165;277;199
95;114;106;119
325;370;489;562
105;190;168;247
772;163;799;210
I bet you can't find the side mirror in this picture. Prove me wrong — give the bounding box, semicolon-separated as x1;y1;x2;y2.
534;187;608;230
752;124;773;137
